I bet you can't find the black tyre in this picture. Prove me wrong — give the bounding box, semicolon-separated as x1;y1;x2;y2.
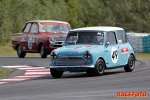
17;44;26;58
93;59;105;76
40;44;47;58
124;55;135;72
50;68;63;78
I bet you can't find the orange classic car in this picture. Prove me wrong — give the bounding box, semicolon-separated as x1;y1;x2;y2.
11;20;71;58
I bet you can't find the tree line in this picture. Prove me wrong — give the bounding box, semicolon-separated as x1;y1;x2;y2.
0;0;150;43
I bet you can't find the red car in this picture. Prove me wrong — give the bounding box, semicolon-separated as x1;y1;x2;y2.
12;20;71;58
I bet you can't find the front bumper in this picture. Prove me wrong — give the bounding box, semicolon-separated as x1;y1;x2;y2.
50;65;94;72
50;65;94;68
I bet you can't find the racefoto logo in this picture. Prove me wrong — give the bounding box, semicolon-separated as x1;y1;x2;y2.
117;92;148;98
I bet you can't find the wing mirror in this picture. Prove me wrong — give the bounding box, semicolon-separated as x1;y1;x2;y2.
33;31;37;35
105;42;110;47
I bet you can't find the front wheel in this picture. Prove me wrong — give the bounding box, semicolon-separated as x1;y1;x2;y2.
124;55;135;72
17;44;26;58
40;44;47;58
50;68;63;78
93;59;105;76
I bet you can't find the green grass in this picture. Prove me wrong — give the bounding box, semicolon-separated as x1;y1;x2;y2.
0;43;150;58
135;52;150;58
0;66;12;77
0;43;16;57
0;42;40;57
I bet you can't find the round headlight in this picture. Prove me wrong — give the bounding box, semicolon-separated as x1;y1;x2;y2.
49;36;56;44
51;51;57;58
84;51;91;58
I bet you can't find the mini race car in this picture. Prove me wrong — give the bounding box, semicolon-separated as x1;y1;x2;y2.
50;26;136;78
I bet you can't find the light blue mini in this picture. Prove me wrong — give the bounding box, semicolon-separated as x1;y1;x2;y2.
50;26;136;78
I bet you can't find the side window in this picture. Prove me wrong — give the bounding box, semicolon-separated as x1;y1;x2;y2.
106;32;117;45
30;23;38;33
23;23;31;32
116;31;127;43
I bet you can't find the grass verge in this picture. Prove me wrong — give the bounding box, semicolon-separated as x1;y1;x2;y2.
0;66;12;77
0;43;16;57
0;42;150;58
0;42;40;57
135;52;150;58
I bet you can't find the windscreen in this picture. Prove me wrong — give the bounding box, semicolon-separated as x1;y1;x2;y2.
39;24;71;33
65;32;104;45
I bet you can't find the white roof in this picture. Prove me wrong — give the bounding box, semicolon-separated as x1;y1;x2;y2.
71;26;124;32
27;20;69;24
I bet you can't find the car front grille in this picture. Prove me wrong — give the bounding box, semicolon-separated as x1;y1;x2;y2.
50;41;63;48
56;57;86;66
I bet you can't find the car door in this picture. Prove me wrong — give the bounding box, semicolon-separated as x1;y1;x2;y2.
27;23;38;51
21;23;32;51
116;30;129;65
105;31;120;68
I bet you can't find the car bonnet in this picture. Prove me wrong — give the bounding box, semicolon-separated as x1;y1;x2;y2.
55;45;99;57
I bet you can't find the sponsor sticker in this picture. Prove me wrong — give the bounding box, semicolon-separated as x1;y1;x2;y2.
28;37;33;50
121;48;128;54
74;45;92;50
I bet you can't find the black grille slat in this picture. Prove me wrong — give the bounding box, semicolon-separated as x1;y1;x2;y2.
50;41;63;48
56;57;86;66
52;45;62;47
54;42;63;44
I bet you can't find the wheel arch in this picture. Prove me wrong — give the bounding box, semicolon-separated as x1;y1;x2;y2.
96;57;106;69
38;42;44;53
16;43;20;50
124;53;135;72
129;53;136;61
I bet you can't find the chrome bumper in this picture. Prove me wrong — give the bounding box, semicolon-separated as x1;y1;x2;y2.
50;65;94;68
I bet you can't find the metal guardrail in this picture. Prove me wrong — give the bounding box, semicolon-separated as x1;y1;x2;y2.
127;33;150;52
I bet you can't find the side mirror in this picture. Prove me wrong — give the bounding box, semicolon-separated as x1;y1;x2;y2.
105;42;110;47
33;31;37;35
118;40;122;44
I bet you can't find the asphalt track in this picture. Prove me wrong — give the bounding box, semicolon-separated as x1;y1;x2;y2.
0;57;150;100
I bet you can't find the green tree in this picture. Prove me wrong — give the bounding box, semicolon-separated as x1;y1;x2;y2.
1;0;150;44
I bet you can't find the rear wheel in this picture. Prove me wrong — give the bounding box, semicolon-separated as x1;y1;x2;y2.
93;59;105;76
124;55;135;72
17;44;26;58
40;44;47;58
50;68;63;78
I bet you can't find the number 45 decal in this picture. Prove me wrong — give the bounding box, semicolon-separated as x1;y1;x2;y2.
111;47;118;63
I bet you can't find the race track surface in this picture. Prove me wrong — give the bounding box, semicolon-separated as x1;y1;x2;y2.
0;57;150;100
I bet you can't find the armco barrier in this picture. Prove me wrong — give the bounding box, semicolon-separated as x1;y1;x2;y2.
127;33;150;52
